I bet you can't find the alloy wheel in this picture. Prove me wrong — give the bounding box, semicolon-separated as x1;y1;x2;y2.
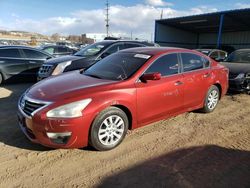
98;115;125;146
207;90;219;110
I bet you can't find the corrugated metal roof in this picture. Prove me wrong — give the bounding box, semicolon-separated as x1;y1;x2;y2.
156;8;250;33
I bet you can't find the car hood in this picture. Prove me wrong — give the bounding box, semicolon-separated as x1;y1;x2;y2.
26;71;117;101
46;55;85;65
220;62;250;74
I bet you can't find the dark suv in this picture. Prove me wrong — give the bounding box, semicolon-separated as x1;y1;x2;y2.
0;46;53;84
37;40;158;80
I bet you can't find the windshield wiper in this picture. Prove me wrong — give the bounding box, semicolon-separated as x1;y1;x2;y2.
84;73;102;79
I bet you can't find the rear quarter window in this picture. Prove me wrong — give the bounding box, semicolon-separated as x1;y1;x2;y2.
0;49;21;58
181;53;204;72
22;49;50;59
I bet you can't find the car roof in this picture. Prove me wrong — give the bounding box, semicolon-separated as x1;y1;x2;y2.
196;49;226;52
0;45;54;57
0;45;37;50
40;44;72;48
119;47;185;56
99;40;156;46
234;49;250;52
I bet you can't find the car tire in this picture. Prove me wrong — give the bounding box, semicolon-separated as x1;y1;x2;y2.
201;85;220;113
89;107;128;151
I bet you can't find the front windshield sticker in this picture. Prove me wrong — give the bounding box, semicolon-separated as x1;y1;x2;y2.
134;54;151;59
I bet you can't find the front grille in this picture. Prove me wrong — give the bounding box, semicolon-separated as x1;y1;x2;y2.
38;64;54;75
20;97;46;117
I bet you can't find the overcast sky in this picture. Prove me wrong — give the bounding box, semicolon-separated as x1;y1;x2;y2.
0;0;250;40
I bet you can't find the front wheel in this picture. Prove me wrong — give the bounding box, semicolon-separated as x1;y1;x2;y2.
89;107;128;151
201;85;220;113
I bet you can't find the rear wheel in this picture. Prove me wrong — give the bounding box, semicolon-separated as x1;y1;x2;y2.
201;85;220;113
89;107;128;151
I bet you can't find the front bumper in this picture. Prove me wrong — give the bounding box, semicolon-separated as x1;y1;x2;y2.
17;108;93;149
228;78;250;92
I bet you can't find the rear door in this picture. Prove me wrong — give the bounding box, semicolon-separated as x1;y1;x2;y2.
21;49;50;77
180;53;212;109
136;53;184;125
0;48;28;77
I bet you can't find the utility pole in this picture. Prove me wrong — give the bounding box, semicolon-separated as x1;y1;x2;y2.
105;0;110;37
160;9;163;19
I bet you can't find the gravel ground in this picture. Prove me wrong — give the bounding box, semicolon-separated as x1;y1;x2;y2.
0;83;249;188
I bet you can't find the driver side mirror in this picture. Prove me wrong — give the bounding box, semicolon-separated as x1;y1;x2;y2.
140;72;161;82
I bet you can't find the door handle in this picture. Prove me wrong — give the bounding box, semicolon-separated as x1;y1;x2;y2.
203;73;211;78
175;81;183;86
29;61;37;64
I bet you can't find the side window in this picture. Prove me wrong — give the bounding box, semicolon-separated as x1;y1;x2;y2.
57;47;68;53
0;49;21;58
105;44;125;55
145;54;179;76
22;49;49;60
181;53;204;72
124;43;143;49
209;51;219;59
67;48;73;53
44;47;55;55
219;51;227;60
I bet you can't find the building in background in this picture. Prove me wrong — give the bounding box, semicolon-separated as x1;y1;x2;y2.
155;8;250;53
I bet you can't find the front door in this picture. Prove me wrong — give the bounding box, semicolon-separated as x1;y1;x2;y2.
136;53;184;126
21;49;49;77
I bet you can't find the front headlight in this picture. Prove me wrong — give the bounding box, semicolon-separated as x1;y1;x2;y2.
46;99;92;118
52;61;71;75
235;73;245;79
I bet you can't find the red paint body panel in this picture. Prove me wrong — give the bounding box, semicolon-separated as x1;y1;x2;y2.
17;48;228;149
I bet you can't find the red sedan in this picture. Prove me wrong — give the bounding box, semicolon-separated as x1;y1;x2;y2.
17;47;228;150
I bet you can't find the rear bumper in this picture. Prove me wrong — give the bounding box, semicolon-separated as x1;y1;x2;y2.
228;78;250;92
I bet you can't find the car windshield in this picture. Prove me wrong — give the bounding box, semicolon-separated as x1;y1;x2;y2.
84;52;151;81
225;50;250;63
75;41;111;57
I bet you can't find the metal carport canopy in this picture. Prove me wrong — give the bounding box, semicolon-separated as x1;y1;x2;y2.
155;8;250;48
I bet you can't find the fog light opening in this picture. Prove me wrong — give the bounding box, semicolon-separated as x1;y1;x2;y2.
46;132;72;144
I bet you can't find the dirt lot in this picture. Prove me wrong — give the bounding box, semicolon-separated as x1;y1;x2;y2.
0;83;249;188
